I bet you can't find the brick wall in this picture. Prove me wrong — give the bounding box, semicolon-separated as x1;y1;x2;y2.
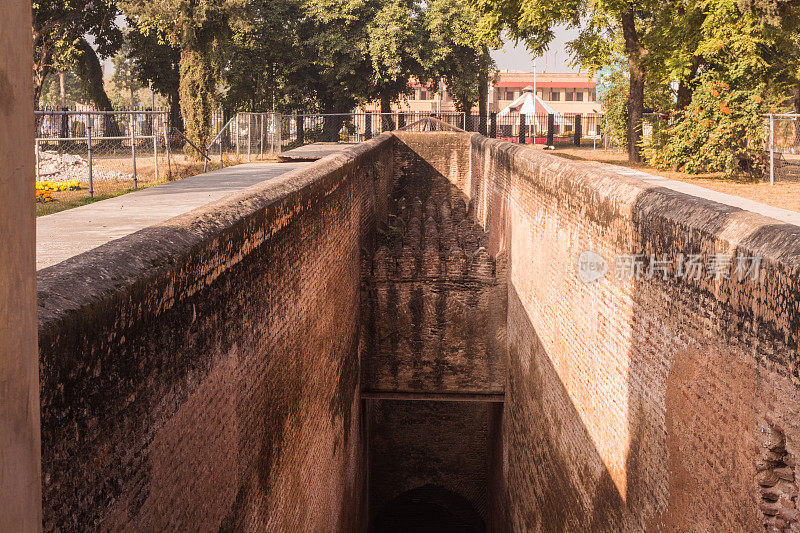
37;135;395;531
361;134;507;395
467;134;800;530
37;129;800;531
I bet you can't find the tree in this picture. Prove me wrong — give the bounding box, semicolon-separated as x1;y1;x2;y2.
366;0;425;119
122;0;242;152
32;0;122;108
422;0;496;126
110;36;145;109
221;0;305;113
127;24;183;130
470;0;662;162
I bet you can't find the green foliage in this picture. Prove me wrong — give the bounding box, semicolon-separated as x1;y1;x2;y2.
32;0;122;106
647;73;768;177
39;70;91;108
600;60;674;149
421;0;496;113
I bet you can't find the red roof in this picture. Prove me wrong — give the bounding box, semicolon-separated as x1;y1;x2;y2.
494;81;596;89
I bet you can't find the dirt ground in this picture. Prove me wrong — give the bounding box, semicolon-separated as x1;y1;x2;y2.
548;145;800;214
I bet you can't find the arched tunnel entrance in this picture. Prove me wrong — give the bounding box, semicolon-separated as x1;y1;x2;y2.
365;399;504;532
373;484;485;533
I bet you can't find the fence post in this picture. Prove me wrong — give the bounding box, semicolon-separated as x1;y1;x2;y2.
398;113;405;129
163;114;172;180
365;111;372;140
130;113;138;189
260;114;264;159
236;113;240;160
574;114;582;146
87;113;94;198
770;113;775;186
35;140;40;181
153;113;159;181
297;114;305;145
547;114;555;146
490;112;497;138
519;113;526;144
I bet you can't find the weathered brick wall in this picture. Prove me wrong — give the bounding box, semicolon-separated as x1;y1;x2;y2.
37;135;395;531
467;134;800;531
367;400;491;528
360;134;507;395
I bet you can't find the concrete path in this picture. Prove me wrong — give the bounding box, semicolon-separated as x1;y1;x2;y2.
277;142;357;162
37;161;308;270
604;164;800;227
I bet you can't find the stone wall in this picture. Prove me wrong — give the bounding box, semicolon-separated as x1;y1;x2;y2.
37;135;395;531
466;134;800;531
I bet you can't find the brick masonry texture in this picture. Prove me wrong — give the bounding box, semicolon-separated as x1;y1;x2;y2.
37;129;800;531
360;135;507;395
462;134;800;531
37;135;395;531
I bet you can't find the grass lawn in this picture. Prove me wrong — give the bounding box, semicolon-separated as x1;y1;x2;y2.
545;145;800;214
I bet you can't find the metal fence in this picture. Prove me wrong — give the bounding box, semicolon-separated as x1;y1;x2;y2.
35;108;611;210
766;113;800;184
35;110;170;200
205;112;282;171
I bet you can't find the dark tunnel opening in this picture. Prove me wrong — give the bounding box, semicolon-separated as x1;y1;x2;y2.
373;484;485;533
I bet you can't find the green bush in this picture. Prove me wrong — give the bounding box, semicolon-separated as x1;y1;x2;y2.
646;72;768;178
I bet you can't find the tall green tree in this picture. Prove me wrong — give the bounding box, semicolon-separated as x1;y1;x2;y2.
127;24;183;130
122;0;242;152
32;0;122;108
422;0;495;121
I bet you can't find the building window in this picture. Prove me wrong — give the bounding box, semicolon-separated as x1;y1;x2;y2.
576;91;584;102
504;89;515;100
565;90;574;102
419;90;427;100
550;91;561;101
589;90;596;102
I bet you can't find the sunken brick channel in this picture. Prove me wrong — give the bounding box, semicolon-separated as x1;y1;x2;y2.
37;130;800;531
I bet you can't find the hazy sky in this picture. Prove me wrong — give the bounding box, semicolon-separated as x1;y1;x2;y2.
491;26;582;73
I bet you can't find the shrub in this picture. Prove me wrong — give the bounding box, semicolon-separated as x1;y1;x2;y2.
647;72;768;178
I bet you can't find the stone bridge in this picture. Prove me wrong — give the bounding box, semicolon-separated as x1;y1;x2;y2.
35;130;800;531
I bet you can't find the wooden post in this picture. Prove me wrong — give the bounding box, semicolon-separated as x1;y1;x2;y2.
0;2;42;529
547;114;555;146
519;113;526;144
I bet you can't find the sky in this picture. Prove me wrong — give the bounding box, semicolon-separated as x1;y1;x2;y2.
491;26;583;73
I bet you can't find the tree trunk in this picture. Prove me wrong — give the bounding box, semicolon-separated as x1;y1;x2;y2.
380;93;394;131
179;42;215;158
676;57;701;110
478;47;490;136
794;85;800;115
621;9;646;163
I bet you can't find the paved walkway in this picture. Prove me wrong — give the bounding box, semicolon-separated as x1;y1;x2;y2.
606;164;800;227
277;142;357;162
37;161;308;270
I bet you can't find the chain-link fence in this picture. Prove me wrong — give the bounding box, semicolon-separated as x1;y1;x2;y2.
766;113;800;184
35;110;176;213
204;112;281;171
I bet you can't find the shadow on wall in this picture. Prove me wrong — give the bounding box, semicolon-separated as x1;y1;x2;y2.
498;154;800;531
